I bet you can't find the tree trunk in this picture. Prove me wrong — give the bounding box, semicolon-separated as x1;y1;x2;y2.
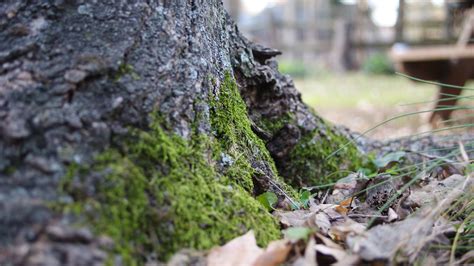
0;1;468;264
0;1;364;263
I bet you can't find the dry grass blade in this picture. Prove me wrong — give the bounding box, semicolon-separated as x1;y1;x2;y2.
458;141;470;164
450;212;473;265
395;72;474;91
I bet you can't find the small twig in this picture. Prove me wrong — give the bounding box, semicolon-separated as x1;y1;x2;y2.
330;214;388;221
348;214;388;219
320;190;330;204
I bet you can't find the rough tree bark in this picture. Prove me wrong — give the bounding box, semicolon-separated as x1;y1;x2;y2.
0;1;470;264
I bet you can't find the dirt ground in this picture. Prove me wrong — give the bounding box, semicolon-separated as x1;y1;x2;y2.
295;73;474;140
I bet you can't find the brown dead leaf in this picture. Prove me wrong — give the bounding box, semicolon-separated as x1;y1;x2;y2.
315;245;345;261
314;233;360;265
207;231;292;266
315;232;343;250
274;210;312;228
405;174;470;208
429;164;463;180
334;205;348;215
292;237;317;266
309;204;343;221
346;176;471;263
339;197;354;208
330;219;366;242
335;197;353;215
254;240;292;266
276;204;343;235
312;213;331;235
207;231;262;266
329;173;369;204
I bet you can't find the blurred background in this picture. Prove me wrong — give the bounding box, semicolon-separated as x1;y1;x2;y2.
223;0;474;139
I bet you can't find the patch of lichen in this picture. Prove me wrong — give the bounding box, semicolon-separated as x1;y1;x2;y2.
209;73;296;197
59;73;298;263
286;122;364;187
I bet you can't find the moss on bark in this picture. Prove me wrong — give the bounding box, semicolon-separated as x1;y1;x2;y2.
258;112;295;136
209;73;296;197
59;73;295;263
286;123;364;187
254;109;364;187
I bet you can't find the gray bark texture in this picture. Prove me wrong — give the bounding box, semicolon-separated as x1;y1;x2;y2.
0;0;471;265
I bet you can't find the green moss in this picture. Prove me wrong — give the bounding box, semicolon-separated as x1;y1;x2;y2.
1;165;16;175
286;122;364;187
60;72;295;263
249;101;364;187
209;73;296;197
258;112;294;135
62;123;280;263
113;63;139;81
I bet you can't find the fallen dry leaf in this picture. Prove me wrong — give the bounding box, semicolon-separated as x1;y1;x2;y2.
275;209;312;228
329;173;368;204
207;231;262;266
207;231;292;266
334;205;348;215
346;176;471;263
429;163;463;180
315;233;343;250
310;204;343;221
405;174;471;208
276;204;343;235
335;197;353;215
339;197;354;208
330;219;366;242
387;208;398;222
254;240;292;266
313;213;331;235
314;233;360;265
292;237;317;266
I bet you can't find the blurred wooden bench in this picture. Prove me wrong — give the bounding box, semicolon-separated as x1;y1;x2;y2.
391;10;474;124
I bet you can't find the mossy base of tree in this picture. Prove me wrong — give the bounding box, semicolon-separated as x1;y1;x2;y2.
61;124;281;263
59;73;290;263
58;73;364;263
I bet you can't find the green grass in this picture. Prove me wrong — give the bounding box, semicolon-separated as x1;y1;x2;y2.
295;72;438;108
294;72;474;139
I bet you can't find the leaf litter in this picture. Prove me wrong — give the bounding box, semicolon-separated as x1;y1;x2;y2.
168;149;473;266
